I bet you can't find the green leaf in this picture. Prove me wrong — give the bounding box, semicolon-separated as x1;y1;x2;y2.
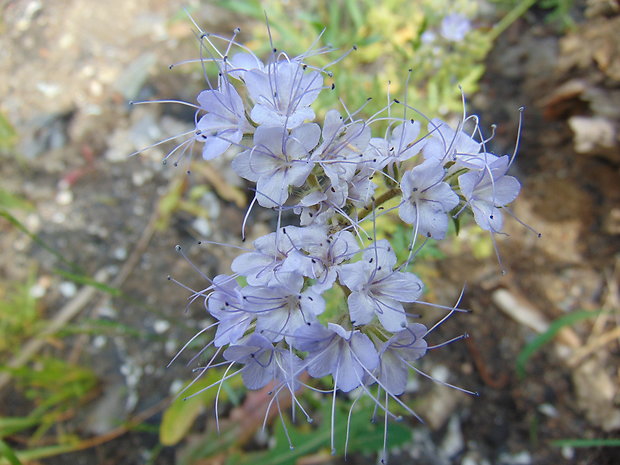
52;268;121;297
0;189;32;211
516;310;601;379
0;112;17;150
0;209;81;273
233;401;411;465
9;443;78;462
551;438;620;448
160;369;242;446
345;0;364;31
215;0;262;18
0;417;41;438
0;440;23;465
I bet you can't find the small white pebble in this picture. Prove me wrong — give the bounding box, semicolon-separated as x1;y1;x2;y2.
97;305;117;319
430;365;449;383
113;247;127;261
58;281;77;298
169;379;184;395
52;212;66;223
538;403;558;418
30;283;46;299
36;81;61;98
93;335;107;349
165;339;178;356
153;319;170;334
561;446;574;460
192;217;211;237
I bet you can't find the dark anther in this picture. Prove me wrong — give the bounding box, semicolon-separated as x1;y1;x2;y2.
352;44;358;50
393;98;400;103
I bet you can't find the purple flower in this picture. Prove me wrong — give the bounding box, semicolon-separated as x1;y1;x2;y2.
300;227;360;293
399;159;460;239
208;275;253;347
245;60;323;129
293;322;379;392
339;240;424;332
423;118;481;164
440;13;472;42
377;323;428;395
366;119;424;169
458;155;521;232
314;110;371;188
223;333;303;390
231;227;308;286
195;80;252;160
242;273;325;342
232;124;320;207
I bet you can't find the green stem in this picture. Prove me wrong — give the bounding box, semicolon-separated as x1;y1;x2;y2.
489;0;537;41
357;187;400;222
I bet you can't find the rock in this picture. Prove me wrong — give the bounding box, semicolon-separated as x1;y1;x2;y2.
573;358;620;431
568;116;617;157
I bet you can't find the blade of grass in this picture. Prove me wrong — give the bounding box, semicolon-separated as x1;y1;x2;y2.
0;209;82;273
551;438;620;448
345;0;364;31
0;440;23;465
53;268;121;297
516;310;600;379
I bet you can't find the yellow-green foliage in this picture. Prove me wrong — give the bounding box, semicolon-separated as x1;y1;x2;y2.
217;0;493;124
0;273;39;355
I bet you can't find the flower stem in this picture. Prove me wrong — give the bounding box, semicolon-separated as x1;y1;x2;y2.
358;187;400;222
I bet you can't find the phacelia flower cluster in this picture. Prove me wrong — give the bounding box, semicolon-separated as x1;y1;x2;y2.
145;24;524;462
